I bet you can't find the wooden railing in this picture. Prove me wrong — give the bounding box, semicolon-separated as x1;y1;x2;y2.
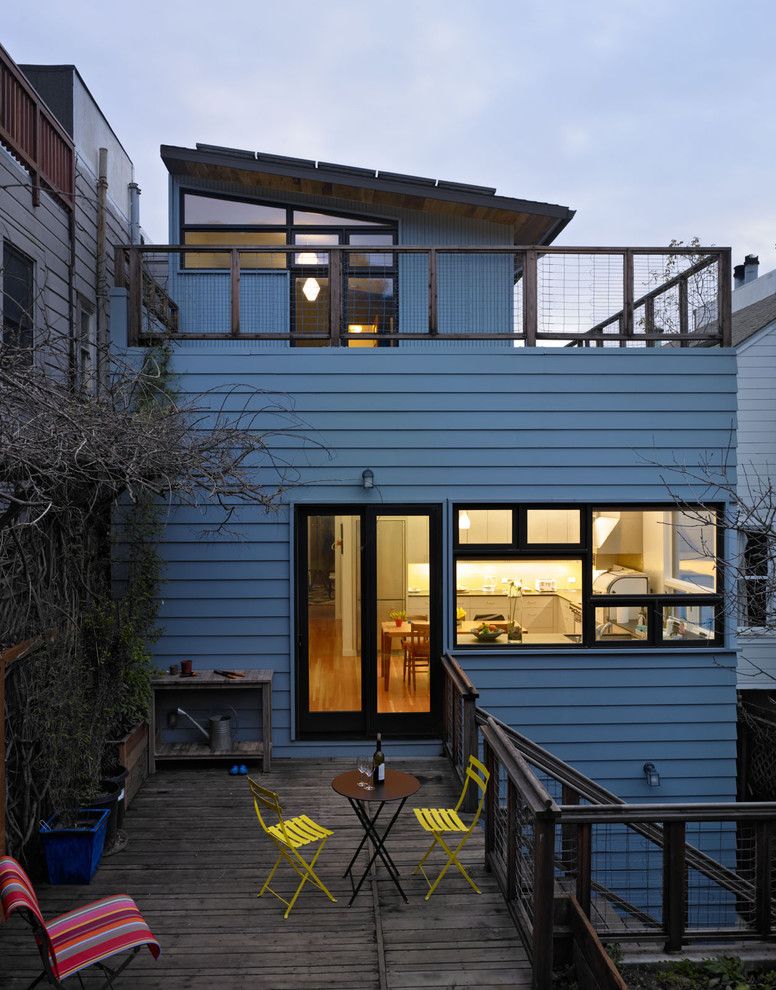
0;44;74;209
440;654;776;990
115;247;179;336
115;243;732;348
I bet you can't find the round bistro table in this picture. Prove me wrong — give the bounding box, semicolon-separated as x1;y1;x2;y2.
331;768;421;906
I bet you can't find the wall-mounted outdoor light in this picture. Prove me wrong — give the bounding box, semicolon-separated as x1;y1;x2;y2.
362;469;374;490
643;762;660;787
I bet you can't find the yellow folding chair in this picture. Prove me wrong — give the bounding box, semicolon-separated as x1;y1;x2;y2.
247;776;337;918
412;754;490;900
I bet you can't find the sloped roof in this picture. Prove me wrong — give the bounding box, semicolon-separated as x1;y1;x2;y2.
733;292;776;346
160;144;574;245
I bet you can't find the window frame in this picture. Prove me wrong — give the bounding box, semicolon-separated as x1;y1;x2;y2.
2;240;35;359
179;188;399;345
452;502;724;650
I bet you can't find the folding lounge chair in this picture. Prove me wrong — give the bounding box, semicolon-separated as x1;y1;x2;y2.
0;855;161;989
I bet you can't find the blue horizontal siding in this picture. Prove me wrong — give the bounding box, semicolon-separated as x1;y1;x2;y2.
113;292;738;789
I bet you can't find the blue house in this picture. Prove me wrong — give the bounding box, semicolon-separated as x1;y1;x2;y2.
110;144;737;806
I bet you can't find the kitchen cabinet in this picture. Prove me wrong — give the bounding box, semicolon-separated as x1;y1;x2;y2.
519;595;555;633
459;509;512;545
377;517;405;624
526;508;580;544
407;594;429;619
594;512;643;554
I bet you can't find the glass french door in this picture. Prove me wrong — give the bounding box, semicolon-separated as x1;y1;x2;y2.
296;505;441;737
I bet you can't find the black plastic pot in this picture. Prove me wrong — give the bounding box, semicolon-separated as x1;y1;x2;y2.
87;780;121;850
101;764;129;827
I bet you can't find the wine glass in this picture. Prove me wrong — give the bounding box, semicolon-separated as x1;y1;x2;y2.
359;755;374;790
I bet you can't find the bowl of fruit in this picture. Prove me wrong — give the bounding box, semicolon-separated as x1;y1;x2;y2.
470;622;505;642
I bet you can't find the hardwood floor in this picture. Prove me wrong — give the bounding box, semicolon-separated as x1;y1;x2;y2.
0;760;531;989
307;605;430;714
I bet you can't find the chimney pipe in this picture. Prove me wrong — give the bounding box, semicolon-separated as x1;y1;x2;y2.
744;254;759;285
129;182;141;245
734;264;745;290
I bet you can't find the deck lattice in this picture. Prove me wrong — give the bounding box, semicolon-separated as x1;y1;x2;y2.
0;758;531;989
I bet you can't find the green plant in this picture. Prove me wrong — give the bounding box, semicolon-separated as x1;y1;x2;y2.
388;608;407;621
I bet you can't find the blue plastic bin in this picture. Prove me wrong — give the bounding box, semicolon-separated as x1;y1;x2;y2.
40;808;109;884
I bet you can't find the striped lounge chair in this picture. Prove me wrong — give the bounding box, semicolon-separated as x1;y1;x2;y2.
0;856;161;988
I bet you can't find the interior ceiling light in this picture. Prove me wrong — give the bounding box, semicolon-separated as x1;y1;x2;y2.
459;510;471;530
296;252;318;265
302;277;320;303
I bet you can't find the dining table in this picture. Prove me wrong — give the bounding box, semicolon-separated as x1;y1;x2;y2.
331;768;422;906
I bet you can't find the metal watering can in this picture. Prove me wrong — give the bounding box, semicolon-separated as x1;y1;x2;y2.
171;707;233;752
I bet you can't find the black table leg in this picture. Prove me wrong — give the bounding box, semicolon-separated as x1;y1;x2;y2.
345;797;409;906
342;800;386;878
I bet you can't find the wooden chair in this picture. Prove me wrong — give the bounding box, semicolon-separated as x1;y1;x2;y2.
402;620;430;689
247;777;336;919
412;754;490;899
0;855;160;989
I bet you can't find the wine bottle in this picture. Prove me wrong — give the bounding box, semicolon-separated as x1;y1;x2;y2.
373;732;385;785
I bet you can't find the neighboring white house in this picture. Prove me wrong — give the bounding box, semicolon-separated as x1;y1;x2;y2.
733;255;776;688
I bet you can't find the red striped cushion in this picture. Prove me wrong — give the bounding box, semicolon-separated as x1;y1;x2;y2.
46;894;161;980
0;857;45;926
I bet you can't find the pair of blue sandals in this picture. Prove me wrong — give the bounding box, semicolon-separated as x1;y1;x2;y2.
229;764;248;776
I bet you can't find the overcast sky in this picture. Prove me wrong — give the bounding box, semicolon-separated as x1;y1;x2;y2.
5;0;775;269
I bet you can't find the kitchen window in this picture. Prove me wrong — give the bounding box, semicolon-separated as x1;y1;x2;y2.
453;503;723;648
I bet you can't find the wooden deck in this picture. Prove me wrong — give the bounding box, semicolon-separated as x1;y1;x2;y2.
0;759;531;989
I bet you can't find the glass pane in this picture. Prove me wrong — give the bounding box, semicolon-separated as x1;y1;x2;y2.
662;604;716;642
294;232;338;265
307;515;362;712
592;509;717;594
183;230;286;269
349;233;394;267
293;209;377;226
294;276;330;346
184;193;286;225
346;278;394;344
526;509;581;544
458;508;512;545
378;515;431;713
594;606;648;642
455;559;582;646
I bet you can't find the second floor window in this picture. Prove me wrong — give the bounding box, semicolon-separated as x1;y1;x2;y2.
180;192;397;346
741;529;771;629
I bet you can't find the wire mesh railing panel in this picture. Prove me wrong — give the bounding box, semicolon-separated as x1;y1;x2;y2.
537;252;624;343
685;820;742;930
589;823;663;933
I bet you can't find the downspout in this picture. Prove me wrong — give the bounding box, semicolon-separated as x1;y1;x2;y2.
96;147;108;391
68;207;76;387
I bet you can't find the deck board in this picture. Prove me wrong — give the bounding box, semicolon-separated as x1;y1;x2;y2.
0;758;530;988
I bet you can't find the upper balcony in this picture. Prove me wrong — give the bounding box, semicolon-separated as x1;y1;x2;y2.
0;43;74;209
116;242;732;349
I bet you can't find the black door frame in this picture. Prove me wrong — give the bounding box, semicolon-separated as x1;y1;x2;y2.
295;504;442;739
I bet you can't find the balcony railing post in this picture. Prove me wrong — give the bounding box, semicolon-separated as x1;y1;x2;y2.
755;820;772;937
524;250;537;346
113;245;127;289
506;779;517;902
329;249;342;346
230;250;240;336
428;249;438;335
127;248;142;346
533;813;556;990
621;249;634;346
662;820;686;952
484;738;495;872
718;249;732;346
575;822;592;918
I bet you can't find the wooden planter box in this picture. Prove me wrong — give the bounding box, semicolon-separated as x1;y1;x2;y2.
110;722;149;810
